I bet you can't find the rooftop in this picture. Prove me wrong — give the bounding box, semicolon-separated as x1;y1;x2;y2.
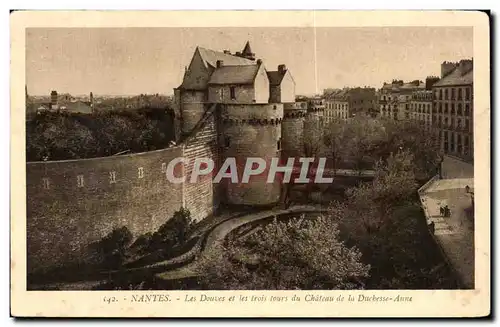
434;65;473;87
208;65;260;85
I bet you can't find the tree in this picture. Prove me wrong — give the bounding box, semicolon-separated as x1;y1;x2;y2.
322;119;346;173
378;119;440;179
342;116;386;174
88;226;133;269
327;150;455;289
196;215;370;290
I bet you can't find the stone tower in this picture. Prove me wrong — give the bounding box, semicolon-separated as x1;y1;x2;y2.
175;41;295;215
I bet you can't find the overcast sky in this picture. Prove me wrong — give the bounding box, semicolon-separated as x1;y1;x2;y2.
26;27;473;96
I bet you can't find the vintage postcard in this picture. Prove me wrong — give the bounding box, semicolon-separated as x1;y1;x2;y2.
10;10;490;317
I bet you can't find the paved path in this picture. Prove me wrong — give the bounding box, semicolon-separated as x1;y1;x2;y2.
156;205;324;280
420;179;475;288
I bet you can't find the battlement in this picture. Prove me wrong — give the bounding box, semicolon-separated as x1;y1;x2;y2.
221;103;283;121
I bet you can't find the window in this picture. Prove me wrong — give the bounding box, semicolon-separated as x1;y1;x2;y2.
77;175;84;188
458;119;462;129
465;87;471;101
458;88;463;100
444;89;449;100
465;104;470;116
230;86;236;100
273;105;277;110
444;103;448;114
161;162;166;173
138;167;144;179
224;136;231;148
458;103;463;115
42;177;50;190
451;88;455;100
277;138;282;151
438;103;442;114
451;103;455;114
465;119;470;131
109;171;116;184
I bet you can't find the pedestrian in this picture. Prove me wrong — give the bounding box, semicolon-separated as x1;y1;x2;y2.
444;205;450;217
439;206;444;217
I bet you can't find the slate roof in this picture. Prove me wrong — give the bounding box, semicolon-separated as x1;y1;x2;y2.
266;71;285;86
197;47;255;68
208;65;260;85
433;67;473;87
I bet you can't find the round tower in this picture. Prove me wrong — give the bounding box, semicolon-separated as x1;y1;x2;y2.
303;98;327;158
177;89;207;137
282;102;307;159
221;103;283;206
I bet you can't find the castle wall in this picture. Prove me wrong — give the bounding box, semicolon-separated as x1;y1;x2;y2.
208;84;255;103
182;106;220;221
269;85;280;103
221;103;283;205
26;146;184;273
282;103;306;158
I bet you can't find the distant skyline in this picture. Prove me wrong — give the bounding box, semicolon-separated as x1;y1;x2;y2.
26;27;473;96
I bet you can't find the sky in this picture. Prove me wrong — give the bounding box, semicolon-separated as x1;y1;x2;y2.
26;27;473;96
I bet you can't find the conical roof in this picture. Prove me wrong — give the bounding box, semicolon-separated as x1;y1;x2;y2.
242;41;253;55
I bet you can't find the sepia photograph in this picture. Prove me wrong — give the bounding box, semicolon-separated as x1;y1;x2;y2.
10;10;490;317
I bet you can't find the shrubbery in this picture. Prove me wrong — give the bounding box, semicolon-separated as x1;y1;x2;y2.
130;207;194;256
88;226;133;269
26;107;175;161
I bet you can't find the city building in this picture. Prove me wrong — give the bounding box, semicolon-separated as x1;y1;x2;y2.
432;59;473;161
409;77;440;131
324;89;349;121
379;80;425;120
348;87;377;117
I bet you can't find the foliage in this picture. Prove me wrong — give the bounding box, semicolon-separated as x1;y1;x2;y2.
196;215;370;290
328;152;456;289
88;226;133;269
26;107;175;161
373;119;441;178
130;207;194;255
303;117;323;157
321;116;440;178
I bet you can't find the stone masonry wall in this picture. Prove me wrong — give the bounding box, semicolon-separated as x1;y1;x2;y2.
221;104;283;206
182;104;220;221
26;146;184;273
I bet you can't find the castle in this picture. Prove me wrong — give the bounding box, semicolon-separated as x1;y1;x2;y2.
26;41;326;274
171;41;324;220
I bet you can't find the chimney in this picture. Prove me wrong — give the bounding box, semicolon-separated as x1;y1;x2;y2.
223;50;231;54
90;92;94;112
278;64;287;74
458;59;473;75
50;90;58;109
216;60;224;68
256;59;263;65
441;61;457;78
425;76;440;90
235;51;242;57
